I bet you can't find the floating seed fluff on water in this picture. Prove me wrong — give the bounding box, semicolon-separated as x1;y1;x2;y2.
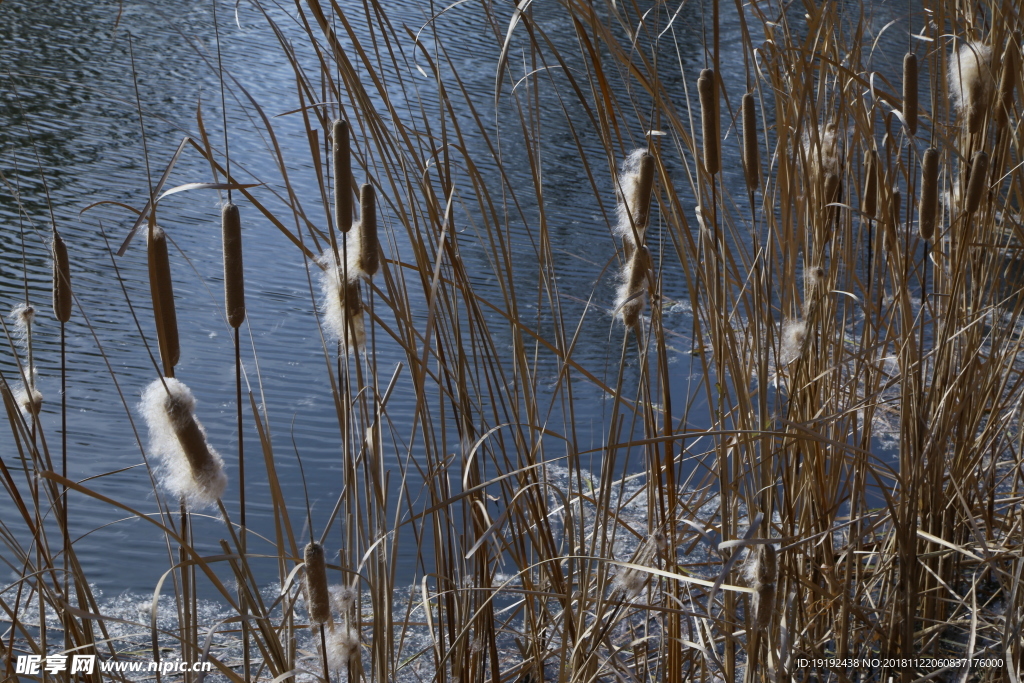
903;53;918;135
52;230;73;323
919;148;939;240
222;202;245;328
141;378;227;507
614;149;655;245
698;69;719;175
304;542;331;625
949;41;994;134
318;248;366;351
148;227;180;376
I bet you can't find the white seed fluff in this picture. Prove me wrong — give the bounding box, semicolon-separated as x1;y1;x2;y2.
325;625;360;670
317;247;367;351
781;319;808;365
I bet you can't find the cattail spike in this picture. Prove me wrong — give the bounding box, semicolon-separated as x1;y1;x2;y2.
52;230;73;323
742;93;760;191
862;150;879;218
632;152;655;231
698;69;720;175
950;41;994;134
222;203;246;328
148;227;180;377
919;148;939;240
333;119;353;233
903;53;918;136
614;150;655;246
304;542;331;625
996;44;1018;130
358;184;379;277
616;246;651;328
965;150;989;214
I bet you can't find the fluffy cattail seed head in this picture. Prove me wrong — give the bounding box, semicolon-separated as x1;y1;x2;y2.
148;227;180;377
698;69;720;175
325;626;359;669
742;92;760;191
615;246;651;328
949;41;994;134
903;53;918;135
357;184;379;277
333;119;353;234
318;248;367;352
304;542;331;625
781;319;807;364
16;384;43;417
222;203;245;328
862;150;879;218
141;378;227;507
919;148;939;240
614;149;656;246
52;231;73;323
965;150;989;214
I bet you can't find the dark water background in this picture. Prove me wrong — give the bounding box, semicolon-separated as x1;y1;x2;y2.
0;0;911;605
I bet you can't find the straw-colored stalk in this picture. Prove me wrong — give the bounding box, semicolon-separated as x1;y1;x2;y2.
52;231;72;323
965;150;989;214
357;184;379;277
698;69;719;175
614;149;655;246
919;148;939;240
222;202;245;328
615;246;651;328
741;92;760;191
148;227;180;376
903;53;918;136
333;119;353;234
996;44;1018;130
140;377;227;507
304;542;332;625
862;150;879;218
949;41;994;134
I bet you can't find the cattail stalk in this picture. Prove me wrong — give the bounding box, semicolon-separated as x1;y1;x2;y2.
965;150;989;214
148;226;180;377
358;184;379;277
742;93;760;191
698;70;719;175
333;120;352;234
903;53;918;136
304;542;331;625
222;203;245;328
919;148;939;240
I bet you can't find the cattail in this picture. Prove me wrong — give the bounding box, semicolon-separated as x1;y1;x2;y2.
615;246;651;328
222;202;245;328
325;625;359;669
965;150;989;214
823;172;842;207
11;303;35;336
805;124;841;199
742;92;760;191
903;53;918;135
884;189;901;253
612;567;648;598
919;148;939;240
949;41;994;134
140;377;227;507
752;544;778;629
996;44;1018;130
357;184;379;277
148;227;180;376
333;120;353;234
304;542;331;625
318;248;366;352
781;319;807;364
15;374;43;418
52;231;72;323
862;150;879;218
614;149;655;245
698;69;719;175
331;583;359;615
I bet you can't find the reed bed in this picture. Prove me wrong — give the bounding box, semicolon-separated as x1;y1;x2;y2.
2;0;1024;682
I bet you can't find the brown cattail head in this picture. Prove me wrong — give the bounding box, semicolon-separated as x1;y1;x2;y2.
616;246;651;328
698;69;720;175
358;184;379;277
222;203;245;328
903;53;919;136
742;92;760;191
614;149;656;246
632;152;656;232
884;189;901;254
304;542;331;625
949;41;994;134
148;226;180;377
862;150;879;218
333;119;353;233
52;230;73;323
965;150;989;214
996;44;1018;130
919;148;939;240
141;377;227;507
